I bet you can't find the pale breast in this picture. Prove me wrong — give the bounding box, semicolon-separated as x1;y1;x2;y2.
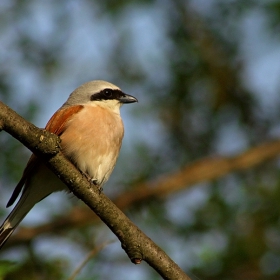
60;104;124;185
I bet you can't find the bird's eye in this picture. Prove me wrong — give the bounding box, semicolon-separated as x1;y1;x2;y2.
104;89;113;98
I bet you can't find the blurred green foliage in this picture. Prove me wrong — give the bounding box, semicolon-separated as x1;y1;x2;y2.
1;0;280;279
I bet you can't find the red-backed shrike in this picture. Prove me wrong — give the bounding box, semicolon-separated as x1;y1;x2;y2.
0;80;137;249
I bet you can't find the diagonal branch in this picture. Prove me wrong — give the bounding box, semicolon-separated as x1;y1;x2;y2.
0;101;190;280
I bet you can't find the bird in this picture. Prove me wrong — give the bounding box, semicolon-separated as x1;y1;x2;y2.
0;80;138;249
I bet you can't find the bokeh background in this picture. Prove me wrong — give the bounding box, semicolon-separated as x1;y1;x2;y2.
1;0;280;279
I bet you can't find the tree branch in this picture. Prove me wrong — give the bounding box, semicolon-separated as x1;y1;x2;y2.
0;101;190;280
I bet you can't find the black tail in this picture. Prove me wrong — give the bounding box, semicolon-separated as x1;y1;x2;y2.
0;190;36;250
0;225;15;249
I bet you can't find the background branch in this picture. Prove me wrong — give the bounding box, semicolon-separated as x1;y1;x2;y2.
5;138;280;248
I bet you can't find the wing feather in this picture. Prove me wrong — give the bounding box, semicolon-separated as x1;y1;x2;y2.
45;105;84;135
6;105;84;207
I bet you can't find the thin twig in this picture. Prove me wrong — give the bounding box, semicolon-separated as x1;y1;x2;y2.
68;240;115;280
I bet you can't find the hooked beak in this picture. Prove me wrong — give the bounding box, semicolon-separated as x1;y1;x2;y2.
119;93;138;104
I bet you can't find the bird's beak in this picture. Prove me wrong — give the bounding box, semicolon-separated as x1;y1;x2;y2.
119;93;138;104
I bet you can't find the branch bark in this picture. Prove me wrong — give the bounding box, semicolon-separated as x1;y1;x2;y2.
0;101;190;280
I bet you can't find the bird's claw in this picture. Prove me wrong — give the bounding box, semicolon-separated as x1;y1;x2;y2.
81;172;103;194
91;179;103;193
92;179;103;194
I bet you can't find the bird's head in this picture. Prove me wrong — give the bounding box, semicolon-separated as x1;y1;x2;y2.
64;80;138;112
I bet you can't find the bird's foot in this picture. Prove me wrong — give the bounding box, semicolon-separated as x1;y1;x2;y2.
81;172;103;194
91;179;103;194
